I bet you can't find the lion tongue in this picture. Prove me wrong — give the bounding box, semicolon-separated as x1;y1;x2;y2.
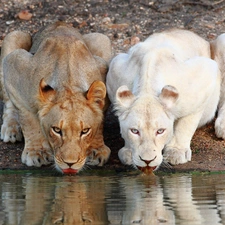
63;168;78;174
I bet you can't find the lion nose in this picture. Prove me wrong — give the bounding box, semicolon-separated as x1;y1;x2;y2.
66;162;75;168
63;158;80;168
139;155;157;166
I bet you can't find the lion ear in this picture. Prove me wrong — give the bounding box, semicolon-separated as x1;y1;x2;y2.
115;85;135;116
38;78;56;103
87;81;106;109
159;85;179;109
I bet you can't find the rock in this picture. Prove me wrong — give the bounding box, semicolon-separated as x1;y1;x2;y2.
17;10;32;20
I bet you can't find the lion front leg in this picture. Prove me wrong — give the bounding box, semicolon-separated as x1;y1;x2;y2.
163;112;202;165
86;124;111;166
19;110;53;167
215;81;225;139
0;31;31;143
215;104;225;139
211;33;225;139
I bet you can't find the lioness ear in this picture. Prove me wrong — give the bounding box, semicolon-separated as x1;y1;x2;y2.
38;78;56;103
159;85;179;109
115;85;135;116
87;80;106;109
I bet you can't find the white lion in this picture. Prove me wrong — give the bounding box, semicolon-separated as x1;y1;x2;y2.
106;29;222;174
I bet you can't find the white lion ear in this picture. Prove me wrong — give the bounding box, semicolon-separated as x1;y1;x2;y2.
159;85;179;109
115;85;135;115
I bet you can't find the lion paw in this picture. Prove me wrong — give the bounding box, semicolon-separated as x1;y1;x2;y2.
118;147;133;165
163;147;191;165
86;145;111;166
1;118;23;143
215;116;225;139
21;148;53;167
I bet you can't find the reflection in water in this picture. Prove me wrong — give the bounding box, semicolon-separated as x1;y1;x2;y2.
0;173;225;224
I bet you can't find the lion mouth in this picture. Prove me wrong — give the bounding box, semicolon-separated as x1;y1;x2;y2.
62;168;78;175
137;166;157;175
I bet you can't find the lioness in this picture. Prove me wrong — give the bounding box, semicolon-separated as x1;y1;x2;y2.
0;21;111;174
106;29;221;174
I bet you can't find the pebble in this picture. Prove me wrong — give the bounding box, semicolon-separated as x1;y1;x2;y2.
6;20;14;25
102;17;111;24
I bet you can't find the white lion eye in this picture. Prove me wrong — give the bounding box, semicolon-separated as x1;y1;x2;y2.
130;128;140;135
52;126;62;136
156;128;165;135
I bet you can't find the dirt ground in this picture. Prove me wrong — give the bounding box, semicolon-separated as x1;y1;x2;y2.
0;0;225;174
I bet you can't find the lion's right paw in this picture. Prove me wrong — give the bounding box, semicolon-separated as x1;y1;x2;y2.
163;147;191;165
21;148;53;167
118;147;133;165
1;120;23;143
86;145;111;166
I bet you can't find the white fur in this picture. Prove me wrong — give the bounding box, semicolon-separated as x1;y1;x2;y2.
211;34;225;139
106;29;220;169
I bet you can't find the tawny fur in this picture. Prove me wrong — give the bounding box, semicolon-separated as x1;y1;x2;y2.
0;21;111;173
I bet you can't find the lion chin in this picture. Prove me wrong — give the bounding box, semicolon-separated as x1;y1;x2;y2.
0;21;112;173
61;168;78;175
137;166;157;175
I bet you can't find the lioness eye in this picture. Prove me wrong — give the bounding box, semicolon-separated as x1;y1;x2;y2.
81;128;90;136
130;128;140;135
52;126;62;135
156;129;165;135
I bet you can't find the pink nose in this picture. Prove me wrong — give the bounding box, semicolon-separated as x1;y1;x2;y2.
139;155;157;166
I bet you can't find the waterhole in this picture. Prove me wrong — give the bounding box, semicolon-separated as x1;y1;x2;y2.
0;172;225;225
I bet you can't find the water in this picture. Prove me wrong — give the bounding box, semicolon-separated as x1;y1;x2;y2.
0;172;225;225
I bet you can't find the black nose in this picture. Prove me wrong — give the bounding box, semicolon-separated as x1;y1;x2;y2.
139;155;156;166
63;158;80;167
66;162;74;167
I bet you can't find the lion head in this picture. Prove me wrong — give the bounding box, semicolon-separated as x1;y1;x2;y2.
37;79;106;174
115;85;179;174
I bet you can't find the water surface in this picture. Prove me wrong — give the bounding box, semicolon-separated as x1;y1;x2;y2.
0;172;225;225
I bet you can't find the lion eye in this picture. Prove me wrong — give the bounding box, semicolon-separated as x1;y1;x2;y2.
156;128;165;135
81;128;90;136
52;126;62;136
130;128;140;135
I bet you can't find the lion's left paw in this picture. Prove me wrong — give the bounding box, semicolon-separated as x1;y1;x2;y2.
163;147;191;165
86;145;111;166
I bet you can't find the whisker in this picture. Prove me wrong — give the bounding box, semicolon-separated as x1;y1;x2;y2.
80;164;91;173
159;161;173;171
